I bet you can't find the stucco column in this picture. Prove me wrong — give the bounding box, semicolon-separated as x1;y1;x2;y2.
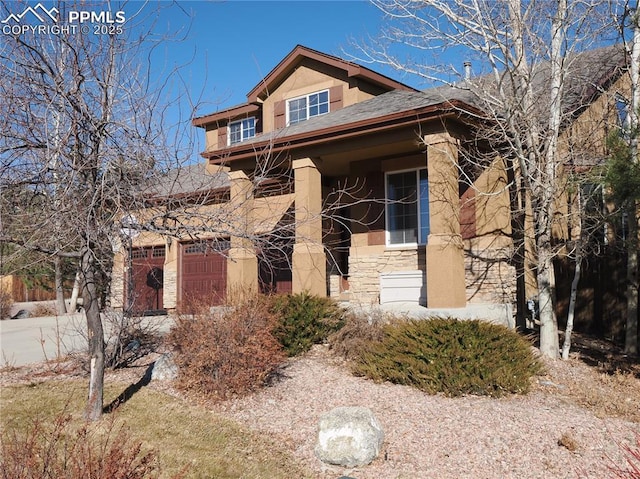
227;170;258;293
292;158;326;296
425;133;466;308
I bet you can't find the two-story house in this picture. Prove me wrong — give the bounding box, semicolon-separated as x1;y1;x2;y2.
110;44;630;330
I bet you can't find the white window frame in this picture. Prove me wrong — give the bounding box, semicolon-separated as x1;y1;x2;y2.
228;117;255;145
384;168;430;247
286;89;330;126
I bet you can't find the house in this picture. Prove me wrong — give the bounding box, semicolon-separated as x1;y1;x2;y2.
109;44;631;329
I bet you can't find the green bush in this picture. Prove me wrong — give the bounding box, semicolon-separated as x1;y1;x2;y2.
352;317;541;397
271;292;345;356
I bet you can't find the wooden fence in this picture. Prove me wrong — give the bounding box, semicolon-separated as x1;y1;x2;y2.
0;275;57;302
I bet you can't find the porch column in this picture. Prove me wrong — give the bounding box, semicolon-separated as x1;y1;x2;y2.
425;133;466;308
292;158;326;296
227;170;258;293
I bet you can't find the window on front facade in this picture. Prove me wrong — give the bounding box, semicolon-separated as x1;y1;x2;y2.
228;117;255;145
615;93;632;133
385;169;430;246
287;90;329;125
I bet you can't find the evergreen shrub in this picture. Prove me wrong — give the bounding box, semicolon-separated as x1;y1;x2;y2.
352;317;541;397
271;292;345;356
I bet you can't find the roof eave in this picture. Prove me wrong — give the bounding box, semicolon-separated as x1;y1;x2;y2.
192;103;261;128
202;99;482;163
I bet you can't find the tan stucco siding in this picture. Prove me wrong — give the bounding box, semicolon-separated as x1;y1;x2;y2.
557;74;632;243
560;74;631;160
263;66;347;133
110;250;125;309
474;157;512;237
205;126;218;151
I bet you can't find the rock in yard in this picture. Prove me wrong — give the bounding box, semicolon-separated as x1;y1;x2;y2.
151;353;178;381
315;406;384;467
11;309;29;320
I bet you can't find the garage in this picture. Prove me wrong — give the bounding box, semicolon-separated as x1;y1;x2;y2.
129;246;165;314
180;240;228;308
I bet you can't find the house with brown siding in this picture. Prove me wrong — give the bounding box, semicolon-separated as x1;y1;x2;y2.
110;44;630;328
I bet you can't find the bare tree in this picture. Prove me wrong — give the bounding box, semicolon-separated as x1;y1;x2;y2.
0;0;202;419
619;6;639;355
356;0;623;358
0;0;371;419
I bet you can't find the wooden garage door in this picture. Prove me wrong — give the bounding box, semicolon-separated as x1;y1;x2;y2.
130;246;165;314
180;241;228;307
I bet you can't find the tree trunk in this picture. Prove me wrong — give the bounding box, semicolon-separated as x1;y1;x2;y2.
562;253;581;360
54;256;67;315
69;269;81;313
625;201;638;355
538;250;559;359
82;250;105;421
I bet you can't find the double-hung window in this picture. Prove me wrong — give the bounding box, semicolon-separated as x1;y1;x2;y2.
228;117;255;145
385;168;430;246
287;90;329;125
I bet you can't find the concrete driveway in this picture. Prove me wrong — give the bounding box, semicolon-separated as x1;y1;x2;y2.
0;306;175;367
0;313;87;367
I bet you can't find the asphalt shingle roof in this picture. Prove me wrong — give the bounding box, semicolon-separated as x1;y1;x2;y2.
231;45;626;150
147;162;229;198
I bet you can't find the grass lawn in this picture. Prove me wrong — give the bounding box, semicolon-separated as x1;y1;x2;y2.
0;379;312;478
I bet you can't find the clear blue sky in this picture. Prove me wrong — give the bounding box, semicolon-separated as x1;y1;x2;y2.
144;1;426;117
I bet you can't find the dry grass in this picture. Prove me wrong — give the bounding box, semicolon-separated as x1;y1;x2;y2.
0;379;312;479
538;333;640;423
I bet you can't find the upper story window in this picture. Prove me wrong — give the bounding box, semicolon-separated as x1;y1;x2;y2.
385;168;430;246
228;117;255;145
287;90;329;125
615;94;630;131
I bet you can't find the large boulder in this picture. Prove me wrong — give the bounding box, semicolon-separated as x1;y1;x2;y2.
315;406;384;467
151;353;178;381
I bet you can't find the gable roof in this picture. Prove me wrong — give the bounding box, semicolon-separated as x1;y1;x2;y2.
246;44;416;103
439;44;628;121
199;44;629;163
192;44;417;127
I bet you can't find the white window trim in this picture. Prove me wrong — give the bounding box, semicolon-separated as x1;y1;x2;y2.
384;168;429;248
285;89;330;126
228;117;255;146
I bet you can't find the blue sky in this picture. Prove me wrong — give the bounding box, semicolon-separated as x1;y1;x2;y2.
145;1;426;117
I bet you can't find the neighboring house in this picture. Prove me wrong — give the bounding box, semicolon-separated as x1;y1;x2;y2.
110;44;630;328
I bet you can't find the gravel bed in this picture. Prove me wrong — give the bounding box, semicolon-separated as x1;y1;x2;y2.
210;346;639;479
2;345;638;479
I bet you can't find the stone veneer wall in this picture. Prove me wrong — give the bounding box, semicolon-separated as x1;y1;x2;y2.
346;243;516;308
163;262;178;310
109;251;125;310
464;243;516;307
347;247;424;306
